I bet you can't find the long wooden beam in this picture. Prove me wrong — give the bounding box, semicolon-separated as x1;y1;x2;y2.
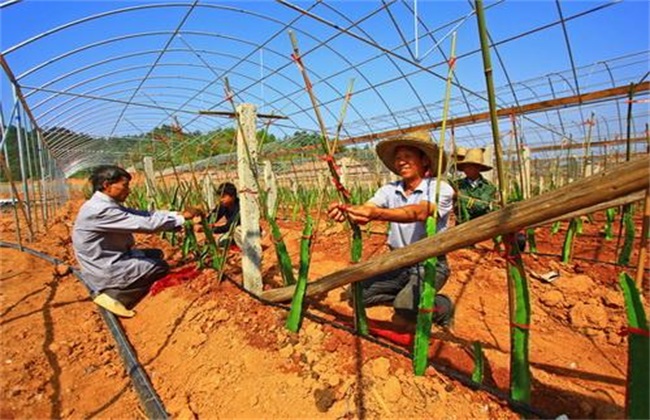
528;136;648;153
529;190;645;229
337;82;650;146
261;155;650;302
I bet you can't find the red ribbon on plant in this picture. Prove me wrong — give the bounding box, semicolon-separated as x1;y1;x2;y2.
319;154;340;171
418;306;441;314
510;322;530;330
618;326;650;337
239;187;258;195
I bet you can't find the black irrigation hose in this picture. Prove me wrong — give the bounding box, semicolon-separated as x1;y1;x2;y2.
223;275;550;419
0;241;169;420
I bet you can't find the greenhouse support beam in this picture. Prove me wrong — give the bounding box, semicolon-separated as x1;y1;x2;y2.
337;82;650;147
0;54;42;133
262;156;650;303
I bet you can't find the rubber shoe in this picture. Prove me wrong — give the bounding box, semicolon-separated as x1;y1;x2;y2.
433;295;454;329
93;293;135;318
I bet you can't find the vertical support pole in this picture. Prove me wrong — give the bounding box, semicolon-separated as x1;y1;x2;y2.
476;0;530;402
2;143;24;250
522;146;531;199
236;103;263;295
36;131;48;227
263;160;278;219
203;175;215;210
143;156;156;203
13;102;34;241
21;109;39;230
637;136;650;289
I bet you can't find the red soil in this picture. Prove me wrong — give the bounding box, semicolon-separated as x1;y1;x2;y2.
1;194;647;418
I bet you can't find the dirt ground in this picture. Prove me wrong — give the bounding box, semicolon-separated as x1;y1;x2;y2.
1;191;648;419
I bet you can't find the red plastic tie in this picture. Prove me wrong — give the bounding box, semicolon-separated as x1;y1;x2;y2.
291;52;303;70
618;326;650;337
271;235;284;244
319;154;340;171
510;322;530;330
583;119;595;126
239;188;258;195
332;178;351;199
447;57;457;68
300;234;313;241
418;306;441;314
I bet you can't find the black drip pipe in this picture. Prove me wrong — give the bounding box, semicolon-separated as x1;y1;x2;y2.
0;241;169;420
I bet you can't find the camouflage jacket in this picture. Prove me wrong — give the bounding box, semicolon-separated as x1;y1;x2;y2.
453;175;498;224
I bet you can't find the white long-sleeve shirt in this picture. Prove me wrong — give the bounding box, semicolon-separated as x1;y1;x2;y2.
72;191;184;292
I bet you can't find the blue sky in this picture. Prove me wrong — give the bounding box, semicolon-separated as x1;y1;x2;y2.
1;0;648;145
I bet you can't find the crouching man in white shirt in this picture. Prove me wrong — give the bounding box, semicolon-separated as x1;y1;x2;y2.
72;165;201;317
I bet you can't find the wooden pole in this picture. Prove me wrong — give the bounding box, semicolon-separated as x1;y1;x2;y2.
529;190;645;229
636;131;650;289
334;82;650;148
261;156;650;302
263;160;278;219
636;189;649;289
236;103;263;295
143;156;157;206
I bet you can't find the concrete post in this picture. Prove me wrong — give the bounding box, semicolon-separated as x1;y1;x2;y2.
236;104;263;295
143;156;156;207
263;160;278;219
203;175;215;210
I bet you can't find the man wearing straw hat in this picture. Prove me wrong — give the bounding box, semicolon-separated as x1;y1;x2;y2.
328;130;455;327
453;148;497;223
454;148;526;250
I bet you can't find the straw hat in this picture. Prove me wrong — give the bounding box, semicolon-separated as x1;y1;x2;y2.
456;148;492;172
454;147;468;161
376;130;448;176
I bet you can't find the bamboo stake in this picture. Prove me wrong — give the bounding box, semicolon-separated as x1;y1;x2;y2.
413;31;457;377
636;127;650;288
583;112;595;178
475;0;531;403
617;83;638;265
288;30;368;334
261;156;650;303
